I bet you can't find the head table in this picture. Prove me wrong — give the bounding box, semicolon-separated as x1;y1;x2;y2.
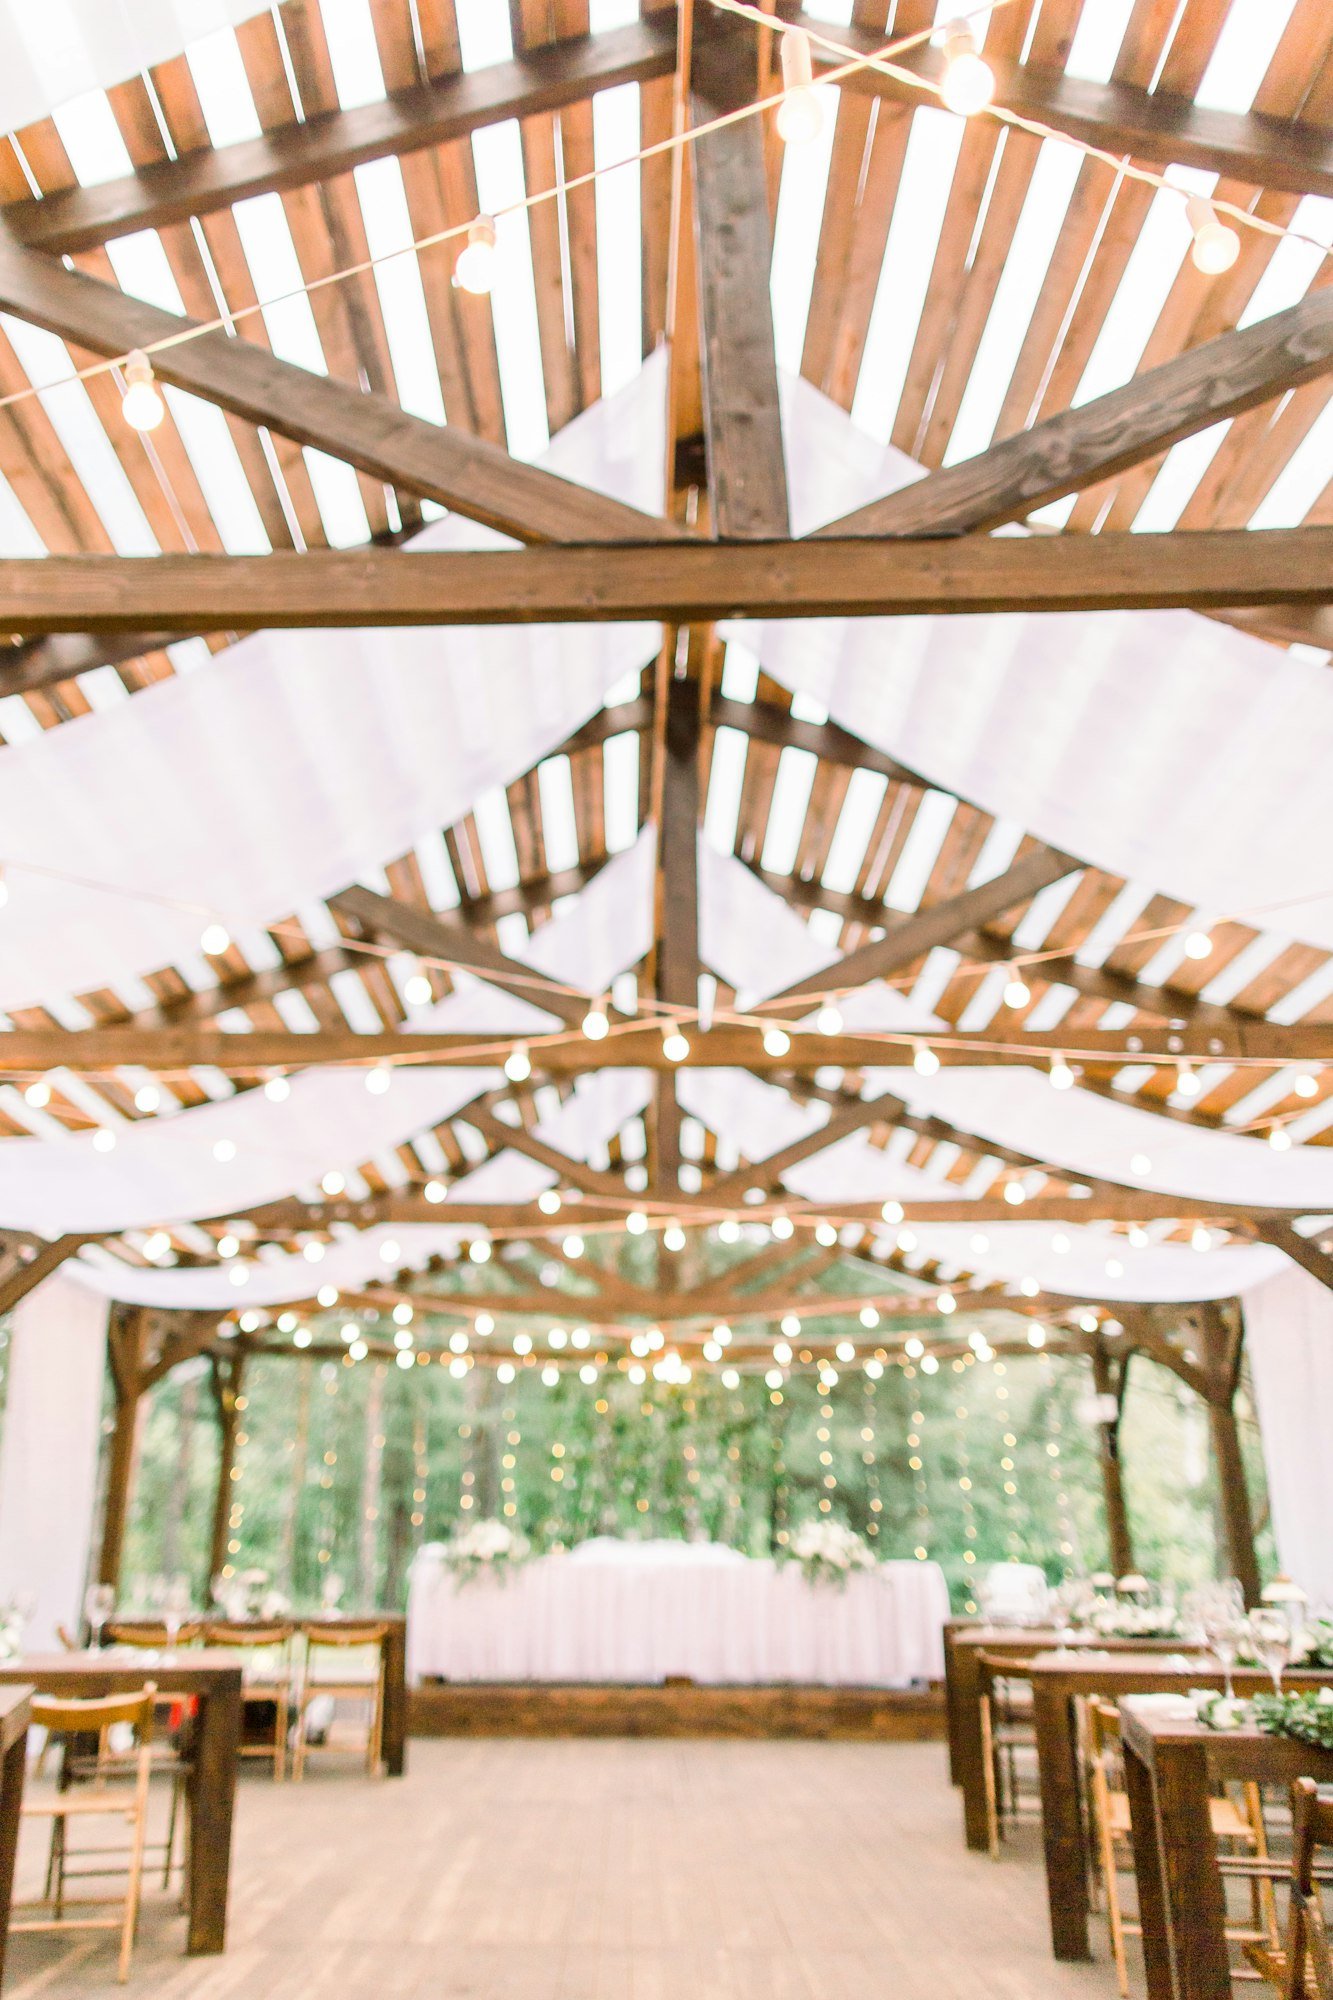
407;1540;950;1686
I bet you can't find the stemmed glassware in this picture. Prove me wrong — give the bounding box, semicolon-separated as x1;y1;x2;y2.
161;1574;191;1656
1247;1607;1291;1696
1192;1579;1248;1699
83;1581;115;1649
319;1571;344;1617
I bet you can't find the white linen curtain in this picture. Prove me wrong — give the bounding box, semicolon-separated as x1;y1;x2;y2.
1242;1265;1333;1605
0;1274;109;1648
0;0;276;137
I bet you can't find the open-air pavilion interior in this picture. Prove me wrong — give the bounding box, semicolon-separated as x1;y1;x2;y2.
0;0;1331;1991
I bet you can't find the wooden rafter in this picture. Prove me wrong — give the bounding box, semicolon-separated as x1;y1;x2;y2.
3;529;1328;631
821;290;1333;539
0;233;674;547
1;20;679;255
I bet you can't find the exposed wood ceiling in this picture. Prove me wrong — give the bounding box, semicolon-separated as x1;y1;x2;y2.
0;0;1332;1332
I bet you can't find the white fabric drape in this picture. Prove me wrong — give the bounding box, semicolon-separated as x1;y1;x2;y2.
0;362;664;1014
0;1274;108;1648
0;0;273;137
735;374;1333;954
1242;1265;1333;1605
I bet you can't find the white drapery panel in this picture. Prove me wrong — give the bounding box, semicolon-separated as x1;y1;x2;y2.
0;0;274;137
0;361;665;1014
1243;1265;1333;1605
0;1275;108;1648
878;1222;1285;1304
732;374;1333;954
0;832;656;1236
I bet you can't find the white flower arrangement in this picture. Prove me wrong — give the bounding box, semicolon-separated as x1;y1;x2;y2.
1083;1599;1181;1640
0;1602;26;1661
441;1518;530;1587
786;1519;876;1589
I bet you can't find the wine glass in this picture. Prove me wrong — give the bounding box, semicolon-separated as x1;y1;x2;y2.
161;1574;191;1656
83;1582;114;1649
320;1571;344;1617
1199;1579;1247;1700
1248;1608;1291;1696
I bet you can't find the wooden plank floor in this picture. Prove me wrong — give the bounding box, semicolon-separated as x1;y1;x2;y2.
5;1740;1135;1998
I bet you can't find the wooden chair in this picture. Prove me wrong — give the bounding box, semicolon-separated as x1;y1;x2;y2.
976;1651;1038;1855
94;1623;197;1886
1086;1699;1277;1997
11;1686;156;1984
292;1623;388;1779
1245;1780;1333;1998
204;1620;295;1779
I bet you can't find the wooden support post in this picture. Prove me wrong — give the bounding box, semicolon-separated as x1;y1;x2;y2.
1198;1303;1262;1607
206;1351;246;1593
652;669;702;1196
97;1307;145;1590
1091;1346;1135;1579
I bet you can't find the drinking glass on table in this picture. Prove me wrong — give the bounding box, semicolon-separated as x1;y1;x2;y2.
162;1573;192;1655
83;1581;115;1650
1199;1579;1248;1699
1248;1607;1291;1695
320;1571;344;1616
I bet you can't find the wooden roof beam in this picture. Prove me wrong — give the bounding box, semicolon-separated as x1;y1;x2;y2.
1;19;679;255
4;528;1330;631
0;234;674;547
328;883;591;1029
820;24;1333;203
821;290;1333;539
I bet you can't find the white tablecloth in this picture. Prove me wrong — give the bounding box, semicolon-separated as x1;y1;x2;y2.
407;1541;950;1686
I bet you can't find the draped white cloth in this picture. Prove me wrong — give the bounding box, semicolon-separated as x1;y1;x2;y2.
407;1542;950;1686
0;362;663;1014
1242;1266;1333;1606
0;1275;108;1649
0;0;273;137
739;373;1333;953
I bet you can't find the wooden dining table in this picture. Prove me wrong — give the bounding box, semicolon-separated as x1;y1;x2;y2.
0;1685;32;1992
943;1622;1188;1850
1121;1702;1333;2000
108;1612;410;1776
1027;1650;1333;1964
0;1652;243;1955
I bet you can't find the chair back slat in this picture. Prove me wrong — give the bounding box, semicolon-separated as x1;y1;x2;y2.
204;1621;294;1649
104;1621;202;1649
32;1683;157;1741
302;1622;389;1649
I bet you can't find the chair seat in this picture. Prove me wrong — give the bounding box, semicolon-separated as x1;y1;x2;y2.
1103;1791;1256;1843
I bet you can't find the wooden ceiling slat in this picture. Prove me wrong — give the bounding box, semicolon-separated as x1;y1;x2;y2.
553;0;603;413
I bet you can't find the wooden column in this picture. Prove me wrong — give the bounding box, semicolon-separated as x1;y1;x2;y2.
97;1307;145;1589
652;669;701;1196
1199;1303;1262;1607
1091;1346;1135;1579
206;1350;246;1591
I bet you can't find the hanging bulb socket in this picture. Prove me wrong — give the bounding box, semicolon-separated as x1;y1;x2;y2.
454;214;498;295
1186;196;1240;275
776;29;824;146
121;349;165;432
939;20;995;117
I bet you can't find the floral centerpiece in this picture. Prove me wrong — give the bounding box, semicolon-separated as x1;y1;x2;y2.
786;1519;876;1588
0;1601;26;1661
1193;1686;1333;1748
1294;1617;1333;1668
440;1519;529;1587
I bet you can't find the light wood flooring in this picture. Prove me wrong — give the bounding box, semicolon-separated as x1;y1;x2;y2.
5;1739;1135;1998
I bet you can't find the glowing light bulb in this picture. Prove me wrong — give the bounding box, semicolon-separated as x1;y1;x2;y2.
321;1170;345;1196
626;1210;648;1235
454;214;497;295
538;1189;562;1215
120;349;165;432
1269;1125;1292;1151
581;1007;609;1041
264;1076;290;1103
24;1080;49;1108
404;972;433;1006
365;1063;392;1094
200;922;230;956
134;1084;161;1113
937;1291;956;1315
815;1221;838;1247
664;1224;686;1252
1294;1072;1319;1099
1003;967;1030;1008
815;1004;843;1037
1191;1225;1212;1252
913;1042;940;1076
1027;1325;1046;1348
775;29;823;145
938;20;995;117
504;1045;531;1082
762;1026;791;1057
881;1200;904;1224
1002;1181;1025;1206
92;1127;116;1153
1175;1063;1201;1099
1049;1057;1075;1091
424;1179;446;1203
1130;1153;1152;1176
663;1028;690;1063
1183;930;1213;960
1186;195;1239;275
